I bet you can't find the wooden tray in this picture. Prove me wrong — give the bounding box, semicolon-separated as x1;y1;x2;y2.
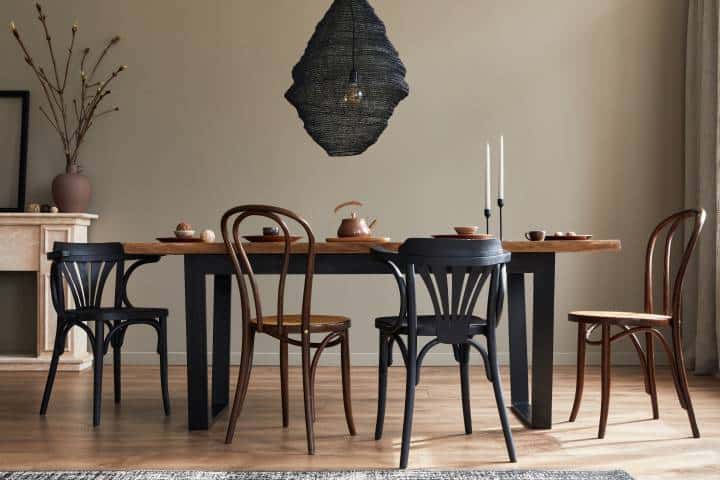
432;233;494;240
326;236;391;244
545;234;593;241
157;237;203;243
244;235;302;243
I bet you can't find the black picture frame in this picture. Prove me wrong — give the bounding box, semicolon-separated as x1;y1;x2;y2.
0;90;29;212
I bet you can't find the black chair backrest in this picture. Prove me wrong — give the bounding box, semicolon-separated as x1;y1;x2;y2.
48;242;125;313
398;238;510;344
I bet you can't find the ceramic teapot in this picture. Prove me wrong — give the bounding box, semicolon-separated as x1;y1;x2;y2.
335;200;377;238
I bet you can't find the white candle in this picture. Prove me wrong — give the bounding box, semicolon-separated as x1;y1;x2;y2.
499;135;504;200
485;143;491;210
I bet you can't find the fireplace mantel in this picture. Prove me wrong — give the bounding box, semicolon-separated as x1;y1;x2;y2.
0;213;98;371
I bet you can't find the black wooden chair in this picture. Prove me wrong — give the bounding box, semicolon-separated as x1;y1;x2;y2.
41;242;170;426
372;238;516;469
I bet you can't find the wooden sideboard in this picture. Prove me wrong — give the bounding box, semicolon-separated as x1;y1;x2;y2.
0;213;98;371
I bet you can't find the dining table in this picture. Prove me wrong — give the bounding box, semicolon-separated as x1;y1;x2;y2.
123;239;621;432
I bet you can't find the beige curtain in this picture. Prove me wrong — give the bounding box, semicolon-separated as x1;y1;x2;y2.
685;0;720;375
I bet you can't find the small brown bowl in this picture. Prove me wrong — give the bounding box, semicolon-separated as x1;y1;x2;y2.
454;226;479;235
174;229;196;239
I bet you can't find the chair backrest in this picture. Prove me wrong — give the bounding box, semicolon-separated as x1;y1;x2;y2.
48;242;125;313
644;208;706;319
221;205;316;333
398;238;511;344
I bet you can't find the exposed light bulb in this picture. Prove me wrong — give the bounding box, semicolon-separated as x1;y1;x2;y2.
343;69;363;107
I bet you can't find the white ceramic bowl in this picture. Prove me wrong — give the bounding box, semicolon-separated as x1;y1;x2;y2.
174;229;195;239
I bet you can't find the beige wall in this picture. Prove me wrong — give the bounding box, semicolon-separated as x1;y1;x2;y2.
0;0;687;366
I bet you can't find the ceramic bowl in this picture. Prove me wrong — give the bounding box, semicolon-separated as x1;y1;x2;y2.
454;226;479;235
174;229;196;239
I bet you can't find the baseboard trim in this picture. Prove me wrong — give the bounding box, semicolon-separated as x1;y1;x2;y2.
116;350;664;366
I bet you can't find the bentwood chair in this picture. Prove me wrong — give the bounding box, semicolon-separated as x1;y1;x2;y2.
372;238;516;469
568;209;706;439
222;205;356;454
41;242;170;426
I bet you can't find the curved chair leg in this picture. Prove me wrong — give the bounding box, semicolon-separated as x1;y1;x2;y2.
569;322;587;422
40;322;68;415
112;321;122;404
309;354;318;423
158;316;170;415
375;333;389;440
458;344;472;434
340;330;356;436
225;328;256;444
399;331;417;469
598;323;611;439
624;331;651;396
645;332;659;420
301;331;315;455
93;320;105;427
387;335;395;367
280;334;289;428
488;329;516;462
671;328;700;438
658;332;688;410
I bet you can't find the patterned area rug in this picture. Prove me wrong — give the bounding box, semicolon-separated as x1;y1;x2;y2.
0;471;634;480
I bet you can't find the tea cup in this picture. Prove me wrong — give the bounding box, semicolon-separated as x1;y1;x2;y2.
525;230;546;241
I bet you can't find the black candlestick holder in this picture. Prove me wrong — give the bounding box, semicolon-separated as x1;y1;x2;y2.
484;208;491;235
497;198;504;240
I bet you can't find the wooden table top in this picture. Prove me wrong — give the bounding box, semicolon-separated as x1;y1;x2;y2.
123;239;621;256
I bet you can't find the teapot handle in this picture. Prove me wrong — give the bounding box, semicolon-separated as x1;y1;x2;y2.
368;218;377;230
334;200;364;214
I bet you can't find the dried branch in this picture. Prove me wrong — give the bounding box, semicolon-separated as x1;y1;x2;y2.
79;48;89;119
73;89;111;149
94;106;119;119
10;21;62;135
90;35;120;80
35;3;61;90
72;98;80;122
61;23;77;92
84;65;125;118
9;5;125;169
79;47;90;73
39;105;60;133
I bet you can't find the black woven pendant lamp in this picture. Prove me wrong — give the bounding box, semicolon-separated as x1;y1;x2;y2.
285;0;409;157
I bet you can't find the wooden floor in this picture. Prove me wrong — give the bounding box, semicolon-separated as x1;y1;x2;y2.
0;365;718;479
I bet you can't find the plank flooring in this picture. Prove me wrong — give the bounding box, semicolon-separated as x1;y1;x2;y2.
0;366;718;479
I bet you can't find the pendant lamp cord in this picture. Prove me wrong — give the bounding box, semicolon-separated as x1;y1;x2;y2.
350;0;356;70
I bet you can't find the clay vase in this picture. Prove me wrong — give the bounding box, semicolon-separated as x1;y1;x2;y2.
52;164;91;213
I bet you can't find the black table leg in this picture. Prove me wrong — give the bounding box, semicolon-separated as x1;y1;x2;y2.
508;253;556;429
184;255;209;430
508;272;531;425
212;274;231;417
531;253;555;429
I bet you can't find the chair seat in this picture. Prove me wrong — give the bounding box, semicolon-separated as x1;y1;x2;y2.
569;310;671;327
63;307;168;321
251;314;350;332
375;315;487;336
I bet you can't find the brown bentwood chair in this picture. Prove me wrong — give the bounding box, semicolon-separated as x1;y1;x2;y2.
222;205;356;454
568;208;706;439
